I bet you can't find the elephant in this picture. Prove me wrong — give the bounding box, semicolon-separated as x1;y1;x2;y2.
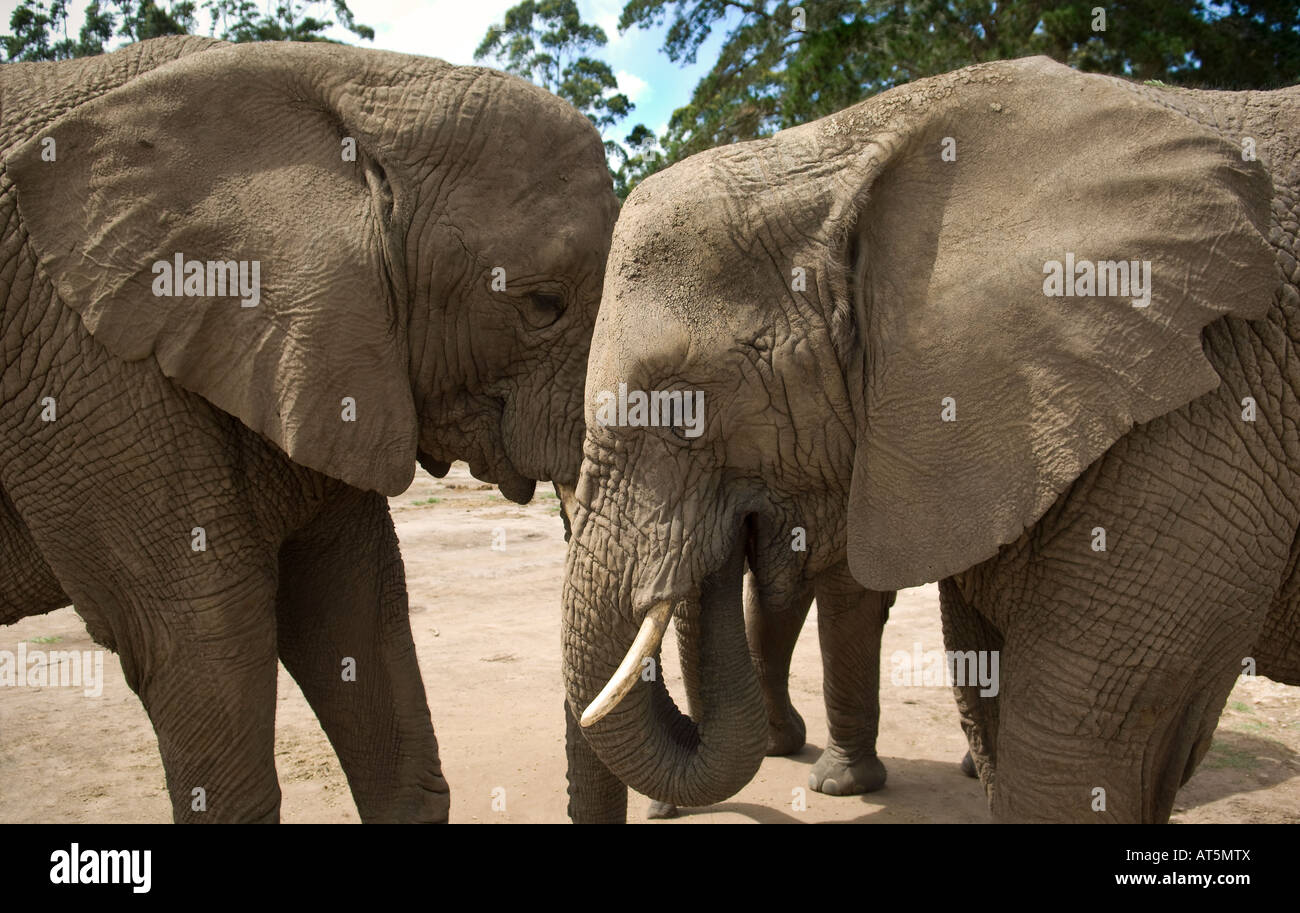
561;56;1300;823
0;36;617;822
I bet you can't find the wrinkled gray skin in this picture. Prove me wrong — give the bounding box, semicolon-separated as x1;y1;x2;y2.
0;38;617;822
563;57;1300;823
642;572;894;821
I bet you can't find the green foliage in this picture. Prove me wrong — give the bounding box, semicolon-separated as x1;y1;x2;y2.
204;0;373;43
3;0;67;60
3;0;372;61
478;0;658;197
619;0;1300;185
611;121;668;197
476;0;632;130
3;0;194;60
117;0;198;42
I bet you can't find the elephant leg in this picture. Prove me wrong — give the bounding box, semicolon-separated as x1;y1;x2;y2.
117;578;283;823
989;619;1247;823
807;563;888;796
0;447;287;821
565;698;629;823
939;577;1002;785
745;570;813;757
1253;540;1300;686
0;484;68;626
276;487;449;823
644;797;678;820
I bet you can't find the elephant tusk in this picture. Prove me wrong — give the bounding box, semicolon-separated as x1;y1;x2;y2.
554;481;579;520
580;601;674;728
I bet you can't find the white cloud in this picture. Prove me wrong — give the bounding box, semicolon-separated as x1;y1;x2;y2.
597;15;622;43
615;69;649;102
324;0;512;65
585;0;627;42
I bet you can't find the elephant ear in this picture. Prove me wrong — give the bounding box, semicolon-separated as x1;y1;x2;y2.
844;57;1277;590
7;43;418;495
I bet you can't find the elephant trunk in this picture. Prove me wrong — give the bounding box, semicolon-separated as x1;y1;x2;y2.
563;697;628;823
563;529;768;808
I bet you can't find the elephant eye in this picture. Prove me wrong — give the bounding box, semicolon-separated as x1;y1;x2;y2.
523;291;565;329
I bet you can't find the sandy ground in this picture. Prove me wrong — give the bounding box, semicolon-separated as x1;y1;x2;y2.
2;463;1297;823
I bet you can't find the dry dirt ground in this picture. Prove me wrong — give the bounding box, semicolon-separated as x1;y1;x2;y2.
2;463;1297;823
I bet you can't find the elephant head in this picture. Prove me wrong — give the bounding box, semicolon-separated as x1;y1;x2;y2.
562;56;1276;807
7;38;617;501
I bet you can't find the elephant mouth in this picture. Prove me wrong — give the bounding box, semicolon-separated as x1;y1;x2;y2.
476;457;537;504
415;412;538;505
415;445;536;504
416;451;452;478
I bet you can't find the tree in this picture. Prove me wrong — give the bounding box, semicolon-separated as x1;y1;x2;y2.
203;0;373;43
116;0;198;43
477;0;654;197
1193;0;1300;88
4;0;73;60
612;122;668;197
619;0;1300;172
476;0;634;132
2;0;194;60
3;0;372;62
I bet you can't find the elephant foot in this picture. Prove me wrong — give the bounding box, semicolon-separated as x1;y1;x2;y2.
766;702;807;756
808;745;887;796
646;799;679;819
960;751;978;778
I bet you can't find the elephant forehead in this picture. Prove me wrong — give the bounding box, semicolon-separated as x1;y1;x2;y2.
446;74;616;246
612;170;725;271
588;295;695;389
608;166;794;318
445;160;615;285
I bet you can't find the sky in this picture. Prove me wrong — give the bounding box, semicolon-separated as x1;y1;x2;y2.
0;0;732;144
